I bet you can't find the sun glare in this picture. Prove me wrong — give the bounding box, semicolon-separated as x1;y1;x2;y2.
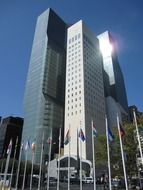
100;40;113;57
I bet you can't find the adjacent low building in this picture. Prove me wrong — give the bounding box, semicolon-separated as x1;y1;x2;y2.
129;105;143;123
0;116;23;159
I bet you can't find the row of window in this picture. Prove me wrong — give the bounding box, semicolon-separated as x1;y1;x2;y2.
67;109;82;116
67;97;82;103
68;33;81;44
67;103;82;110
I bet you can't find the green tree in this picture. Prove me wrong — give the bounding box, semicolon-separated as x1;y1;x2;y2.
123;123;138;177
94;123;139;178
95;135;107;167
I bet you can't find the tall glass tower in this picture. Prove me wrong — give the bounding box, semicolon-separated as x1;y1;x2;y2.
23;8;67;163
98;31;128;127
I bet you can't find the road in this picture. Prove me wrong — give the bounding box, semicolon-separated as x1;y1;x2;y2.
23;183;112;190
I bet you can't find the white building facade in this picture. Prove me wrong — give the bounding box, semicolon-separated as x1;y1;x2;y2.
64;21;106;161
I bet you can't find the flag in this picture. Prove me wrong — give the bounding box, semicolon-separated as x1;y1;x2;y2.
21;142;24;150
25;140;30;150
92;122;97;137
119;123;125;137
7;140;12;154
15;137;18;150
64;129;70;145
47;129;52;144
31;141;36;152
79;128;86;142
108;127;114;142
47;137;52;144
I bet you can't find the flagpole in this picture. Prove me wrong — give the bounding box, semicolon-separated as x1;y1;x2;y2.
133;109;143;164
77;128;80;178
47;129;53;190
79;122;83;190
57;127;61;190
0;150;5;175
117;115;128;190
30;150;35;190
0;159;4;175
68;124;71;190
3;139;12;188
105;116;112;190
38;132;44;190
15;142;23;190
79;128;83;190
22;148;28;190
91;120;96;190
9;137;18;188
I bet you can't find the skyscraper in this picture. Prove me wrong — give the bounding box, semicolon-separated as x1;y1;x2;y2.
64;21;106;161
98;31;129;127
23;8;129;164
23;8;67;163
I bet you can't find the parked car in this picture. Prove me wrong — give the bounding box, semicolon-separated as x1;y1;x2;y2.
112;179;125;189
112;180;120;189
84;177;94;184
0;179;10;187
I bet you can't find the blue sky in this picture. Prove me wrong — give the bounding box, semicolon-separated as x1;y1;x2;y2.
0;0;143;117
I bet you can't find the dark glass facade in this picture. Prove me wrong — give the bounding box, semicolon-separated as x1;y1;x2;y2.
0;116;23;159
98;31;129;126
23;8;67;163
109;32;128;113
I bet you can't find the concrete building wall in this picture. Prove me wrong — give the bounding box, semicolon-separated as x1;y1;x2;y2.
64;21;106;161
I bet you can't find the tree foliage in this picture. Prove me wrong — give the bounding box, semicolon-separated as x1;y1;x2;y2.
95;135;107;167
94;121;142;178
